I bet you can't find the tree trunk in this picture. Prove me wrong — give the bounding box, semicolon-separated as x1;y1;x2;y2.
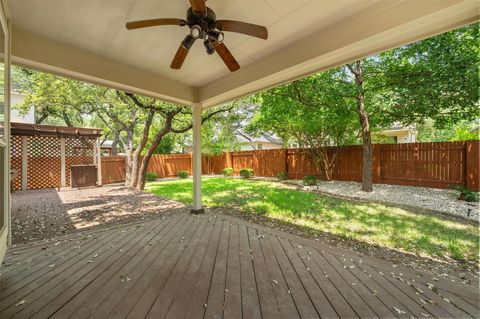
352;60;373;192
124;132;133;186
129;110;155;188
111;131;120;156
136;119;172;190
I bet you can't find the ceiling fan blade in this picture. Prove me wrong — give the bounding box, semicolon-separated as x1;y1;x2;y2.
170;44;189;69
189;0;207;17
126;18;187;30
216;20;268;40
213;42;240;72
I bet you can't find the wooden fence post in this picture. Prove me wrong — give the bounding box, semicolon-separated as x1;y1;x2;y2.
466;140;480;191
60;137;66;187
96;138;102;186
21;136;28;191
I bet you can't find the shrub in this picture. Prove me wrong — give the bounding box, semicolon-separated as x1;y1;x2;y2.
452;185;479;202
303;175;317;186
277;171;288;180
239;168;254;178
177;171;189;179
145;172;158;182
223;167;234;177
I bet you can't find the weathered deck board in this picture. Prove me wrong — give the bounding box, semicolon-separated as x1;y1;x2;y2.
1;212;478;319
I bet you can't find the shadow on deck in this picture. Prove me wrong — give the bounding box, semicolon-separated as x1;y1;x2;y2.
1;212;478;318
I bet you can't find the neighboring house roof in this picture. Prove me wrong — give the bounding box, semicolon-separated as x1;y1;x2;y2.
236;131;283;145
101;140;114;148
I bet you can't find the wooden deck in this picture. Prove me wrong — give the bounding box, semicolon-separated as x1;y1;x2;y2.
1;212;478;319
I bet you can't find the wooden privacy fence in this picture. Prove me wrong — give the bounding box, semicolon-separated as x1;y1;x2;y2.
101;156;126;184
101;140;480;191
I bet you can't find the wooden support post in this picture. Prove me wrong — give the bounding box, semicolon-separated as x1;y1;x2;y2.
21;136;28;191
60;137;66;188
96;138;102;186
191;103;204;214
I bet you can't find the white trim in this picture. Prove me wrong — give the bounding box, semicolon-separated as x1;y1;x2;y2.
96;138;102;186
0;225;7;264
1;0;11;251
12;27;196;107
191;103;202;211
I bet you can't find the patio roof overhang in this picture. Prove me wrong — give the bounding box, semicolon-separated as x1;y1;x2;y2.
10;0;479;108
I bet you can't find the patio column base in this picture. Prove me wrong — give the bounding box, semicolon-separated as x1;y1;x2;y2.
191;208;205;215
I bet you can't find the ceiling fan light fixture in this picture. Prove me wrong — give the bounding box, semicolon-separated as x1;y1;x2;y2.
181;34;196;50
208;30;224;43
126;0;268;72
204;40;215;55
190;25;202;39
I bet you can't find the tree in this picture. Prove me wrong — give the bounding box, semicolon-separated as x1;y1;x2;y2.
201;121;225;174
122;93;235;190
251;23;478;191
13;68;98;126
252;74;359;180
12;66;235;190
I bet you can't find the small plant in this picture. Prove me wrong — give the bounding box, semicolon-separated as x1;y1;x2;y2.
277;171;288;181
145;172;158;182
303;175;317;186
177;171;189;179
239;168;254;178
452;185;479;202
223;167;234;177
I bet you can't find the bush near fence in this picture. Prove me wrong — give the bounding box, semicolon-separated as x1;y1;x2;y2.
100;141;480;191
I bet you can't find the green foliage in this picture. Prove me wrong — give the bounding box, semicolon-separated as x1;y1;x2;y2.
153;134;175;154
145;172;158;181
239;168;254;178
146;178;479;262
223;167;234;177
452;185;479;202
417;119;480;142
251;73;359;148
277;171;289;180
371;24;479;128
303;175;317;186
177;171;189;179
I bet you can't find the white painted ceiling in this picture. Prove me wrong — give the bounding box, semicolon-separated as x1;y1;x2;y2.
9;0;478;106
10;0;378;87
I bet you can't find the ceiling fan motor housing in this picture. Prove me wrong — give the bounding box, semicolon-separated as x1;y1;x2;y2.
186;7;217;36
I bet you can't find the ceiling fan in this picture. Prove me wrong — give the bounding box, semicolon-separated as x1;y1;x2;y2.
125;0;268;72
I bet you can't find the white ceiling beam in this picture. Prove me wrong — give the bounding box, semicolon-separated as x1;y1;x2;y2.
199;0;479;108
11;27;197;106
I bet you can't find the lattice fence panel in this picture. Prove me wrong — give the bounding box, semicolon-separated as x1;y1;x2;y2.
10;135;23;191
65;137;95;186
27;136;61;189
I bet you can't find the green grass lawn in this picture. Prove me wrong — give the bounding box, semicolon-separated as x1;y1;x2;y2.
146;177;479;263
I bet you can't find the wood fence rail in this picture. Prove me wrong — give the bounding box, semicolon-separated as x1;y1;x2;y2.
96;140;480;191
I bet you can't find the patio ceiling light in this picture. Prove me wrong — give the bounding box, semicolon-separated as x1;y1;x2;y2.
181;35;196;50
204;40;215;55
208;30;224;43
190;25;202;39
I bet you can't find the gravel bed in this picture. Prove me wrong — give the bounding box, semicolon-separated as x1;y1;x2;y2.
285;180;479;221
